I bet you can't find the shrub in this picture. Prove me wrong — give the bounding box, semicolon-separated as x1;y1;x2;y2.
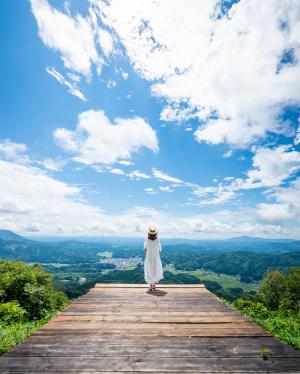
234;299;269;320
0;301;28;325
0;260;69;320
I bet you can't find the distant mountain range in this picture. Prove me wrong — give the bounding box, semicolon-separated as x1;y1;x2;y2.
0;230;31;242
0;230;299;282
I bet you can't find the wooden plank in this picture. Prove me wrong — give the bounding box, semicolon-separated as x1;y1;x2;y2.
21;335;295;347
42;320;259;329
5;342;300;358
1;372;299;374
59;311;242;316
71;302;225;306
1;356;300;372
32;329;269;337
52;315;248;323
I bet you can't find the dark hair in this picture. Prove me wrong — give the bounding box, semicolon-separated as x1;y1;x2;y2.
148;232;157;240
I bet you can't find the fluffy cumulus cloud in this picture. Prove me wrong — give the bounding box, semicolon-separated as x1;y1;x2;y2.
97;0;300;147
54;110;159;165
229;145;300;190
256;178;300;224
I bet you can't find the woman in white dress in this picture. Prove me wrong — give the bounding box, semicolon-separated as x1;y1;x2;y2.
144;226;164;291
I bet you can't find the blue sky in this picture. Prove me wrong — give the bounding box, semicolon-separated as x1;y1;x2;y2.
0;0;300;238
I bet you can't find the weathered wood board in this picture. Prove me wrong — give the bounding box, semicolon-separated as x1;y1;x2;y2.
1;284;299;373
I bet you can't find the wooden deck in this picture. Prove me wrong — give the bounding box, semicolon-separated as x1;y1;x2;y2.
1;284;299;373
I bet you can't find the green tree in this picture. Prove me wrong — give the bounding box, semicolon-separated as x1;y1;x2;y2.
281;267;300;311
257;270;285;309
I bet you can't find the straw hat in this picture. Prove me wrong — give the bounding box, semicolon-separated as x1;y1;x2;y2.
148;226;158;235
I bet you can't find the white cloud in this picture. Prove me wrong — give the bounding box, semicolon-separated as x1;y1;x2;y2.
0;159;297;237
0;139;29;164
256;178;300;224
46;66;87;101
233;145;300;190
159;186;173;192
194;145;300;205
67;72;81;83
54;110;159;165
295;117;300;145
151;167;236;204
108;167;152;180
98;0;300;147
223;150;233;158
94;165;151;180
144;187;158;195
106;78;117;88
30;0;101;78
0;160;98;234
120;70;129;80
224;176;234;182
198;190;236;206
97;27;114;57
107;144;300;209
160;105;198;123
118;160;134;166
110;168;125;175
39;158;66;172
256;203;295;223
129;170;151;179
152;168;184;184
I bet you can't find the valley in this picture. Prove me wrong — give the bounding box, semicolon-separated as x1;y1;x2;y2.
0;230;299;301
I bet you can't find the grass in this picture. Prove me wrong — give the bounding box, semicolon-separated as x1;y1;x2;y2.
261;313;300;350
0;310;60;356
233;300;300;351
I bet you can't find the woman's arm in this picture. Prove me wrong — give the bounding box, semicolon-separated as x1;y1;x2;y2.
144;239;147;256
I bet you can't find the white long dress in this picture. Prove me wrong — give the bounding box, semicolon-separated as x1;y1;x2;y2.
144;237;164;284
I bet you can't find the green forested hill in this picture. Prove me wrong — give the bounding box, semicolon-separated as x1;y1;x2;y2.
0;238;112;263
0;231;299;284
162;248;300;281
